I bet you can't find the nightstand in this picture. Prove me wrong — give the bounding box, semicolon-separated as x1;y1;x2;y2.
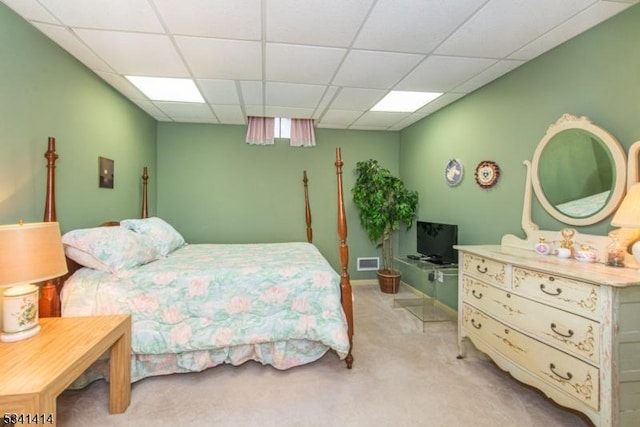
0;315;131;426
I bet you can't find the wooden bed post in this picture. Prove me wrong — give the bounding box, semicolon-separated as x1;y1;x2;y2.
303;170;313;243
335;147;354;369
41;137;61;317
141;166;149;219
43;137;58;223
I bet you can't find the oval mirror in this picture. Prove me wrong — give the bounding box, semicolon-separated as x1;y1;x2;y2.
531;114;626;226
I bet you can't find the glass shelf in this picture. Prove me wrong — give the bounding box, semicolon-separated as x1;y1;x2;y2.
393;257;458;329
393;283;451;324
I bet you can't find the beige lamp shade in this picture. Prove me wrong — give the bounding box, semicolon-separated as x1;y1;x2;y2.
0;222;68;286
611;183;640;229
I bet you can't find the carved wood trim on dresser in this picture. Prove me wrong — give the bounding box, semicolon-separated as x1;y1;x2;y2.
456;245;640;426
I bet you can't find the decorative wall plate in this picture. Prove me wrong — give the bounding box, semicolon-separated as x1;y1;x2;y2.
474;160;500;189
444;159;463;186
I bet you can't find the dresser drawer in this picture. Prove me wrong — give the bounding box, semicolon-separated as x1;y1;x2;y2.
462;253;508;288
462;276;599;364
462;304;599;410
512;267;599;319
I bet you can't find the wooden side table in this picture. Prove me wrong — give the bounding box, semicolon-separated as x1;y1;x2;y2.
0;315;131;426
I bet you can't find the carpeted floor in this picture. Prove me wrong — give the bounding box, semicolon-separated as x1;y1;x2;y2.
56;284;591;426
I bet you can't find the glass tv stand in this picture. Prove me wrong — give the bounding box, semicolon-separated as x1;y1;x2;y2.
392;256;458;328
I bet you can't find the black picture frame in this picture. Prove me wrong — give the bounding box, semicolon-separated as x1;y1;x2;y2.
99;157;114;189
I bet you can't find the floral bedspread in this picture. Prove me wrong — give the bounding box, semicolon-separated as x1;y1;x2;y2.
61;242;350;380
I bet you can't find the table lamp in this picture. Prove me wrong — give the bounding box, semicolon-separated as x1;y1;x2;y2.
611;183;640;266
0;221;68;342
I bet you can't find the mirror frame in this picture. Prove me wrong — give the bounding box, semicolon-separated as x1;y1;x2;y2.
531;113;626;226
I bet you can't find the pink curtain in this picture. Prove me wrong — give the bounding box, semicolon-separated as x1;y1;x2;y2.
246;116;275;145
290;118;316;147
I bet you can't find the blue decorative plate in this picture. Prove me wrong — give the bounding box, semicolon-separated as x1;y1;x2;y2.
444;159;463;186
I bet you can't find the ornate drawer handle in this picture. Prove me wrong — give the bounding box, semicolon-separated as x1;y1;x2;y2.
476;265;488;274
472;290;483;299
471;319;482;329
549;363;573;381
550;323;574;338
540;284;562;296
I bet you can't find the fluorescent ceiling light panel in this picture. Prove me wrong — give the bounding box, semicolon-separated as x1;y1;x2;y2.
371;91;443;112
126;76;205;103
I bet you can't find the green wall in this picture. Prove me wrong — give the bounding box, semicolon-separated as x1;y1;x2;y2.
398;4;640;256
4;0;640;283
156;123;399;277
0;4;157;233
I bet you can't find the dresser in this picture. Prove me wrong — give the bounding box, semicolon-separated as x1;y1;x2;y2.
456;245;640;426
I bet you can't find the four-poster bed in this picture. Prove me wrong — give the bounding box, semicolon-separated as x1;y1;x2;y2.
39;138;354;381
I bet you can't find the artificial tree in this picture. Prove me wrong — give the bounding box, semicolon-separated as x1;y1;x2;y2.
352;159;419;293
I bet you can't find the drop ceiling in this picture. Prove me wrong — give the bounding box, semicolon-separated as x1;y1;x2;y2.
2;0;638;130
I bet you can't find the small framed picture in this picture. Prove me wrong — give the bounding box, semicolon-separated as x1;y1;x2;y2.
99;157;114;189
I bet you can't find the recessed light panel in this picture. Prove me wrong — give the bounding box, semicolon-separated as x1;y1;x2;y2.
371;91;443;112
126;76;205;103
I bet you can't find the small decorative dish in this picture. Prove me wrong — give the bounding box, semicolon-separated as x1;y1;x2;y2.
444;159;464;186
474;160;500;189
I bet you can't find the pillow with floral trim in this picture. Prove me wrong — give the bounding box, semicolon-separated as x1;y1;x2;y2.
120;217;186;257
62;226;158;274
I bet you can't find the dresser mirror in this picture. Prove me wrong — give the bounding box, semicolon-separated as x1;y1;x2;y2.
531;113;626;226
502;113;627;263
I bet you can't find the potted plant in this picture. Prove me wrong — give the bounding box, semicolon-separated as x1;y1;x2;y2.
352;159;419;293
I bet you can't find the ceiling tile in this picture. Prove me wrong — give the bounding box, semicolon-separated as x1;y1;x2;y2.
352;111;408;128
265;82;325;109
129;98;171;121
244;105;265;117
175;36;262;80
333;50;425;89
390;113;429;131
266;44;346;85
197;79;241;105
95;71;147;100
436;0;596;58
154;101;217;123
264;106;316;119
415;92;466;114
395;55;498;92
239;81;263;106
153;0;261;40
354;0;486;53
453;60;524;93
265;0;374;47
74;29;188;76
509;1;631;60
33;23;113;73
38;0;163;32
314;86;340;116
2;0;58;22
211;105;246;124
329;87;388;111
318;110;362;128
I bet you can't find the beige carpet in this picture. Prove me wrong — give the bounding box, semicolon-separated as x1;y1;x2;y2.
56;284;590;426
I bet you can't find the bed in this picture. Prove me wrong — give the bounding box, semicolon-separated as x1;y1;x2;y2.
38;138;354;383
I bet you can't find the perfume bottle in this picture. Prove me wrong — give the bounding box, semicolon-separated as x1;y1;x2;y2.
607;231;625;267
534;237;550;255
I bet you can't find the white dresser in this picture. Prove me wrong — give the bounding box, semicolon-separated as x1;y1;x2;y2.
456;245;640;426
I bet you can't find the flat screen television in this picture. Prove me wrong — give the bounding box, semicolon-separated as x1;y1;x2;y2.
416;221;458;265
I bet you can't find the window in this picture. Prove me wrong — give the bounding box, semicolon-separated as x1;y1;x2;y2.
274;117;291;138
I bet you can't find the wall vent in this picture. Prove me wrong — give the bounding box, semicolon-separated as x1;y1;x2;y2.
357;257;380;271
